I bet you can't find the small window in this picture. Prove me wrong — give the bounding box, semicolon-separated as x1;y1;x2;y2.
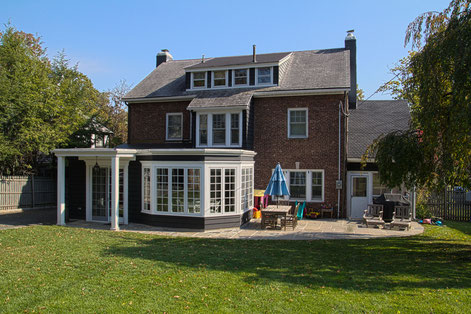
288;109;308;138
353;177;367;197
234;69;248;85
212;114;226;145
213;71;226;87
257;67;271;84
231;113;240;145
199;114;208;146
311;171;323;200
166;113;183;141
290;171;306;199
193;72;206;88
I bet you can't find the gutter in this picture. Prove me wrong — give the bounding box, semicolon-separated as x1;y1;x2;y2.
123;95;196;104
253;88;349;98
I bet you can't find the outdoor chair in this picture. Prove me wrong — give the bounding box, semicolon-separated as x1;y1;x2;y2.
262;212;278;229
390;205;412;230
281;203;299;230
363;204;385;228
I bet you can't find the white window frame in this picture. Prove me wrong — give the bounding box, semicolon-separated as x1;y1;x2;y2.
241;167;254;211
208;167;238;215
142;167;151;213
287;108;308;139
191;72;206;89
233;68;249;87
255;67;272;85
281;169;325;203
196;111;242;147
212;70;228;88
166;113;183;141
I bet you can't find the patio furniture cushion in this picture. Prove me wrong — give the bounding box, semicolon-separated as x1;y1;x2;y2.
363;204;385;228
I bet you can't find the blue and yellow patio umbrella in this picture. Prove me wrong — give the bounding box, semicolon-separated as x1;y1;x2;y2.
264;163;290;207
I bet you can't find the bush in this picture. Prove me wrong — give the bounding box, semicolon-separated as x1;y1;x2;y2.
416;204;433;219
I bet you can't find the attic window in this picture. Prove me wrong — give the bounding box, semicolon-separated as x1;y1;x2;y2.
257;67;272;85
192;72;206;88
234;69;248;86
213;71;227;87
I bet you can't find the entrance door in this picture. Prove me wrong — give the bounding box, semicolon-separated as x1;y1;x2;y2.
91;168;124;222
350;175;368;219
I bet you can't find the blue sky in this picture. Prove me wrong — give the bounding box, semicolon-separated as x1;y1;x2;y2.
3;0;450;99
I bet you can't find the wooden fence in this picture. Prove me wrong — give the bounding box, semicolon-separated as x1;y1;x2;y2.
0;176;56;210
427;187;471;221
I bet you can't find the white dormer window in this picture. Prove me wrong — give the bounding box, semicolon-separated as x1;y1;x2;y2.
213;71;227;87
257;67;272;85
234;69;248;86
192;72;206;88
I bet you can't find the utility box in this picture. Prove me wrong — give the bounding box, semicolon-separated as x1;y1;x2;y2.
336;180;343;190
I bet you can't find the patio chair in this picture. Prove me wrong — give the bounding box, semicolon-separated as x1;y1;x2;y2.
390;206;412;230
281;203;299;230
363;204;385;228
262;212;278;229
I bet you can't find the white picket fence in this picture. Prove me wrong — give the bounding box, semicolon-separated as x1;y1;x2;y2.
0;176;56;210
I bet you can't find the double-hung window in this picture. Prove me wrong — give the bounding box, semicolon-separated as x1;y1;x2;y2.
192;72;206;88
197;112;241;147
199;114;208;145
231;113;240;145
166;113;183;141
290;171;307;199
212;114;226;145
288;108;308;138
284;169;324;202
213;71;226;87
234;69;248;86
257;67;272;85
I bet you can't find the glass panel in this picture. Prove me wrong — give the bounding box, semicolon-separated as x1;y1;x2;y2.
167;114;182;140
187;169;201;213
234;69;247;85
172;168;185;212
289;110;307;137
231;113;239;145
213;114;226;145
353;177;367;197
156;168;169;212
290;171;306;199
241;167;254;210
199;114;208;145
257;67;271;84
92;167;108;220
213;71;226;86
210;169;222;213
143;168;151;211
311;171;323;200
193;72;205;87
224;169;235;213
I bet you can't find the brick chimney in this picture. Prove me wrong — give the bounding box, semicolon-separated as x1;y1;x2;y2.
156;49;173;67
345;30;357;109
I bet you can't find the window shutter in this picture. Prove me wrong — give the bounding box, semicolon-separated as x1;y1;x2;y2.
207;71;211;88
228;70;232;87
249;68;255;85
185;72;191;89
273;66;279;85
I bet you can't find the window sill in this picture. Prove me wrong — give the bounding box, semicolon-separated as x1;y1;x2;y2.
288;136;308;139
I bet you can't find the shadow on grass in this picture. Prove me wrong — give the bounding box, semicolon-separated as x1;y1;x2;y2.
104;231;471;292
445;221;471;236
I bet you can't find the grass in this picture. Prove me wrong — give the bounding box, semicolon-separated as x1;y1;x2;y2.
0;223;470;313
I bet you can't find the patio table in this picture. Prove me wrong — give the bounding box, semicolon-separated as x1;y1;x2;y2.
261;205;292;231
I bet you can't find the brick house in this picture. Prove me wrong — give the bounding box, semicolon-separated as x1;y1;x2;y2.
55;31;410;230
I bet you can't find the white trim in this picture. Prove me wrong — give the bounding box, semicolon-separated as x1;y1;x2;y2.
283;169;325;203
255;66;273;86
56;156;66;226
166;112;183;141
110;156;120;231
211;70;228;88
288;108;308;139
253;88;349;98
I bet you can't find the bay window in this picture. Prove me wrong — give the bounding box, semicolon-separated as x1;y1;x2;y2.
212;114;226;145
199;114;208;145
210;168;236;214
196;112;242;147
241;167;253;211
231;113;240;145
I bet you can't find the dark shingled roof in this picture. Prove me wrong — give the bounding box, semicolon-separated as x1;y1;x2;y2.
124;48;350;100
185;52;291;69
348;100;410;159
187;89;253;109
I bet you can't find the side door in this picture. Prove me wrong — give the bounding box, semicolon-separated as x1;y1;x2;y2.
350;175;369;219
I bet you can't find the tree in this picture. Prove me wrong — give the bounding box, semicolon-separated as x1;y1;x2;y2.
356;84;365;101
366;0;471;190
0;25;99;174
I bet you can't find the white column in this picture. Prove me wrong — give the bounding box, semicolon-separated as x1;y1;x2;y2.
111;156;120;231
85;164;91;221
124;163;129;225
57;156;66;226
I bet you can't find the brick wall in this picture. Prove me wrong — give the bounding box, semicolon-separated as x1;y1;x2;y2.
128;101;191;145
253;94;346;215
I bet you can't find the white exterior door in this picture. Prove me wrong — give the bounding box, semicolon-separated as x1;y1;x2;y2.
350;174;369;219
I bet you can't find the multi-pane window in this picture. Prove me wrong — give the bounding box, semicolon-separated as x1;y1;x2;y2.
199;114;208;145
290;171;307;199
187;169;201;213
156;168;169;212
311;171;323;200
143;168;151;211
210;169;222;213
241;168;253;210
288;109;307;138
231;113;240;145
172;169;185;213
193;72;206;88
224;169;236;213
166;113;183;140
213;71;226;87
234;69;248;85
257;67;271;84
212;114;226;145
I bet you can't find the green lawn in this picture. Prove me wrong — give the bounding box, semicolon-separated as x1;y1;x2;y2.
0;223;470;313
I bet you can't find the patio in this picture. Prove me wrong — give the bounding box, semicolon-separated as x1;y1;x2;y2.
66;218;424;240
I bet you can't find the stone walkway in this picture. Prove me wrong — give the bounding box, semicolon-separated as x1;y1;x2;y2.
66;218;424;240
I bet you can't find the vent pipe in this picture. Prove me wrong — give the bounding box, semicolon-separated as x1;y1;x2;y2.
253;44;256;63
